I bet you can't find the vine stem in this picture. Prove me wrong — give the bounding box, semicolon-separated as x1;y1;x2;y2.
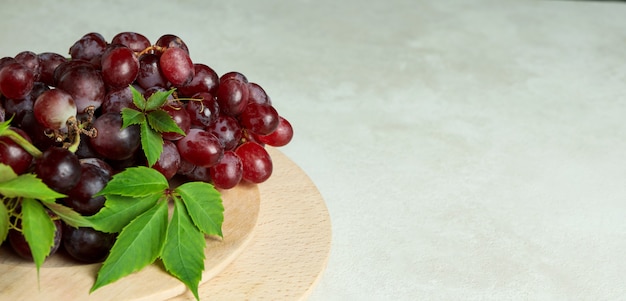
0;128;43;158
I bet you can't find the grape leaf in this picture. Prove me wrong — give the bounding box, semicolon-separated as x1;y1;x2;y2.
176;182;224;237
88;193;163;233
91;200;169;293
147;109;186;135
121;108;146;128
96;166;168;197
0;201;9;243
21;198;56;275
0;117;11;134
0;174;66;201
161;196;205;301
0;163;18;182
130;85;147;111
43;202;94;228
141;121;164;168
145;89;174;111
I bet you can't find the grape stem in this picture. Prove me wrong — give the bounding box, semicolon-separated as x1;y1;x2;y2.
136;45;168;57
0;128;43;158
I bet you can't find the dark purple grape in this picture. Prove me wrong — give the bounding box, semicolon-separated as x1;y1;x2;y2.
34;146;82;193
101;45;139;88
161;103;191;141
0;127;33;174
37;52;67;86
63;226;115;263
176;128;223;167
216;78;249;116
137;53;168;89
9;213;62;260
177;64;219;96
0;62;35;100
239;103;279;136
206;115;242;151
111;32;151;53
89;112;141;161
152;140;181;180
220;71;248;84
101;85;135;114
80;157;114;177
159;47;194;86
209;151;243;189
186;92;219;127
3;81;49;124
14;51;41;81
68;32;108;67
56;64;106;112
65;161;111;215
155;34;189;54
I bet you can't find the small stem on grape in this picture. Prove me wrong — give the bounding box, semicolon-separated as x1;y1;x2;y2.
136;45;167;57
0;128;43;158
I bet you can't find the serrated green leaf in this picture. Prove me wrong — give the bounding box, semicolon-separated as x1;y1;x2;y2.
0;201;9;243
97;166;168;197
22;198;56;274
0;163;18;182
91;200;168;293
147;109;185;135
130;85;147;111
141;121;164;167
43;202;94;228
0;174;66;201
161;196;205;301
88;193;162;233
121;108;146;129
176;182;224;237
145;89;174;111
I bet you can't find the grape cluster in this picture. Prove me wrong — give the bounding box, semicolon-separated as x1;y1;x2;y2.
0;32;293;263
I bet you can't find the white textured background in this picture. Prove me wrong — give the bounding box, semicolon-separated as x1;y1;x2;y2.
2;0;626;300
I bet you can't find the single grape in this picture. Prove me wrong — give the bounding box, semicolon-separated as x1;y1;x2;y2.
220;71;248;83
68;32;108;66
37;52;67;86
56;63;106;112
101;85;136;114
177;157;196;177
176;128;223;167
155;34;189;54
235;141;272;184
152;140;181;180
159;47;194;86
177;64;219;96
14;51;41;81
34;146;82;193
79;157;114;177
33;89;77;130
186;92;219;127
209;151;243;189
161;102;191;141
247;82;271;105
206;115;242;151
111;31;151;53
9;213;62;260
0;127;33;174
0;57;16;71
65;161;112;215
101;45;140;88
89;112;141;161
4;81;49;124
137;53;168;89
62;226;116;263
0;62;35;100
239;103;279;136
255;116;294;147
185;164;211;182
216;78;249;116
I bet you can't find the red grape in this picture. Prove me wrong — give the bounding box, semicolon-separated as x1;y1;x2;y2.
209;151;243;189
89;112;140;161
159;47;194;86
239;103;279;136
33;89;77;130
0;62;35;100
34;146;82;193
256;116;294;147
101;45;140;88
235;141;272;184
176;128;223;167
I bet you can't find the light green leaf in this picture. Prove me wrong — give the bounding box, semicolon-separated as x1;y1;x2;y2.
121;108;145;129
176;182;224;237
0;174;66;201
141;121;164;167
22;198;56;274
147;109;185;135
0;117;11;134
145;89;174;111
88;193;162;233
0;163;18;182
161;197;205;301
43;202;94;228
129;85;146;111
91;200;168;293
0;201;9;243
96;166;168;197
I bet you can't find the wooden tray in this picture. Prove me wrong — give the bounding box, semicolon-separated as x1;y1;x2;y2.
0;148;331;300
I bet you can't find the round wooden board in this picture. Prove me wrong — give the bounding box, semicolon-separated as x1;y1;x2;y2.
0;175;261;300
170;147;332;300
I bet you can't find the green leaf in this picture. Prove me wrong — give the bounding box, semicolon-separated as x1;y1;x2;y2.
22;198;56;274
176;182;224;237
43;202;94;228
147;109;185;135
88;193;162;233
130;85;147;111
0;163;18;182
141;121;164;167
161;196;205;301
0;117;11;134
145;89;174;111
0;174;66;201
0;201;9;243
121;108;146;129
91;200;168;293
96;166;168;197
